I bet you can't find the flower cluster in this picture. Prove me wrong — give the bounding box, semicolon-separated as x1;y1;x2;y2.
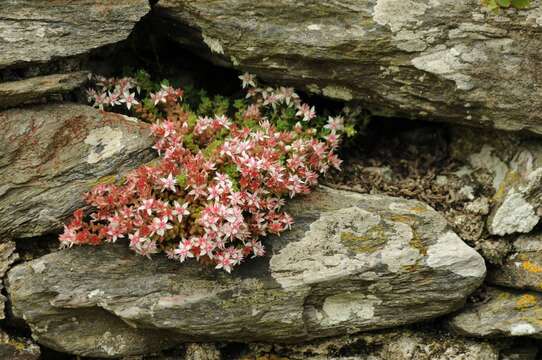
61;73;343;272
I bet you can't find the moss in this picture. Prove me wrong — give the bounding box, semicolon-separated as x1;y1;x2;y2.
340;224;388;254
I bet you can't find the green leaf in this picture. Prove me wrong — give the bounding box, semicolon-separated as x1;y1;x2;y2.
497;0;511;7
511;0;530;8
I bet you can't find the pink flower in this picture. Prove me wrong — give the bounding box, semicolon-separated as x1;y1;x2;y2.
239;72;256;88
138;198;155;216
122;91;139;110
207;185;223;202
150;90;167;105
160;173;177;193
175;239;194;262
324;116;344;132
215;252;233;273
59;225;77;246
172;201;190;222
296;103;316;122
151;216;172;237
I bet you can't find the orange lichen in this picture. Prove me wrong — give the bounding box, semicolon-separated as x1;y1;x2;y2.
522;261;542;273
515;294;538;310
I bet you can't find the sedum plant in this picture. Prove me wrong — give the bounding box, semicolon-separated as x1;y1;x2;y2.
60;72;347;272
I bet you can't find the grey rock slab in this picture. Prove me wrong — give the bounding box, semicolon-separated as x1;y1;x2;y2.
449;287;542;338
155;0;542;135
0;1;149;69
7;187;485;356
0;103;155;238
0;71;89;109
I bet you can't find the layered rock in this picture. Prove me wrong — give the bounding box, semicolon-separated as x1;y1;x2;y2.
247;328;501;360
449;127;542;236
0;71;88;109
0;1;149;69
154;0;542;135
488;233;542;292
6;187;485;357
0;103;155;238
0;241;18;319
449;287;542;338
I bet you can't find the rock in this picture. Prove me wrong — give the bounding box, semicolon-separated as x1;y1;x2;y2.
500;343;538;360
0;241;19;319
6;187;485;356
185;344;220;360
0;71;89;109
449;287;542;338
154;1;542;135
488;233;542;291
0;1;149;69
247;328;500;360
449;127;542;236
0;330;40;360
0;103;155;239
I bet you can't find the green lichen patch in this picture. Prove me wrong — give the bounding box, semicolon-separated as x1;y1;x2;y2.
340;223;388;254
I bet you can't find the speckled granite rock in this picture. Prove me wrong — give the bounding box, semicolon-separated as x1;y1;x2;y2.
0;103;155;238
0;71;88;109
6;187;485;357
0;1;149;69
449;287;542;338
154;0;542;135
488;233;542;292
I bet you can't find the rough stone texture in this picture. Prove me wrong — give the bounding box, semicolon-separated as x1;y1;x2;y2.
185;343;220;360
0;103;155;239
155;0;542;135
0;241;19;319
0;1;149;69
449;127;542;236
0;71;89;109
6;187;485;356
449;287;542;338
0;330;40;360
488;233;542;292
246;328;500;360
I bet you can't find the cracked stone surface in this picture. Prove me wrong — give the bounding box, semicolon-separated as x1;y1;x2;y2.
0;1;149;69
449;287;542;339
0;71;89;109
155;0;542;135
0;103;155;239
6;187;485;357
